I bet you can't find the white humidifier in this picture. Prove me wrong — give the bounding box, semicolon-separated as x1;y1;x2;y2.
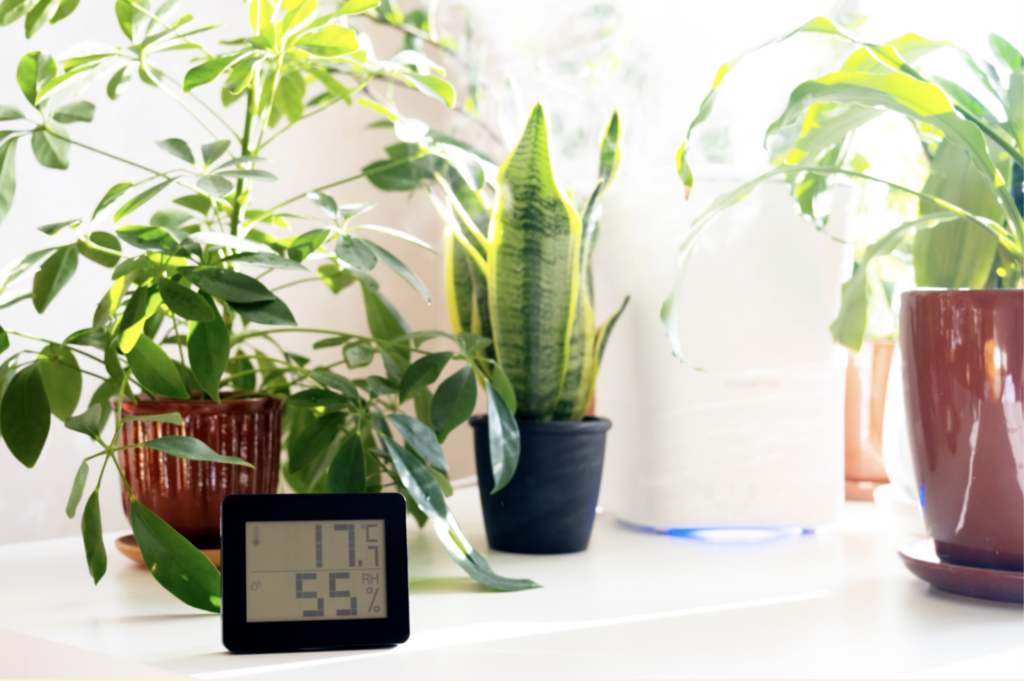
593;172;853;531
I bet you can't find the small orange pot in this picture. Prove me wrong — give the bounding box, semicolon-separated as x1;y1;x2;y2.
844;340;894;500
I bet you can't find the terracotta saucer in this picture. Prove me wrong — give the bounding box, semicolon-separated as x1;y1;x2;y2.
899;539;1023;604
115;535;221;569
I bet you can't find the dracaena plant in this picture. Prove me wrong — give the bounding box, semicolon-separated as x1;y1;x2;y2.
369;103;629;493
666;18;1023;361
0;0;538;612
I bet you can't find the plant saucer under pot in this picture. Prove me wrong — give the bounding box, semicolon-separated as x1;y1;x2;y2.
470;415;611;554
115;392;283;549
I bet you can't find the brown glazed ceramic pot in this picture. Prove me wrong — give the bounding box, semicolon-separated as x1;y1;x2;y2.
844;340;894;500
117;395;282;548
901;290;1023;571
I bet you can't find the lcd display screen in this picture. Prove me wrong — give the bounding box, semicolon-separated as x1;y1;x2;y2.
245;520;387;623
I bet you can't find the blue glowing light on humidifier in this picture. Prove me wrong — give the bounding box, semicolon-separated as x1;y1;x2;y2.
665;526;811;545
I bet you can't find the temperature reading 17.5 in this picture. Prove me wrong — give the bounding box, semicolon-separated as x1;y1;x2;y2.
245;519;387;623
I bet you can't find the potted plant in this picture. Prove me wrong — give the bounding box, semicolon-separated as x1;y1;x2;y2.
666;19;1022;572
368;103;628;553
0;0;536;611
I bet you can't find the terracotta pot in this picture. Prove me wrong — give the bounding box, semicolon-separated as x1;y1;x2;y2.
901;289;1023;571
117;395;283;548
844;340;894;500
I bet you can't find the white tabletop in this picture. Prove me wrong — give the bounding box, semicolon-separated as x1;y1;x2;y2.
1;488;1021;680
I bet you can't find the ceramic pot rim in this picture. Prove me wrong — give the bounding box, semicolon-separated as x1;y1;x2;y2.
114;392;283;415
469;414;611;433
902;288;1024;301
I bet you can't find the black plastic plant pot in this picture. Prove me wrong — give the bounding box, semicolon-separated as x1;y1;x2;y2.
470;415;611;554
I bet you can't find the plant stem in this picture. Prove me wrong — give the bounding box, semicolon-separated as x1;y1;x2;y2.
271;277;320;292
243;154;424;227
66;139;166;176
230;87;257;237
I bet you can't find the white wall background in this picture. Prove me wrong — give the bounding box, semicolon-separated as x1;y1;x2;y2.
1;0;1020;544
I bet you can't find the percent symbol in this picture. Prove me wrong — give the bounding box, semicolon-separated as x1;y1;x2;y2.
367;587;380;612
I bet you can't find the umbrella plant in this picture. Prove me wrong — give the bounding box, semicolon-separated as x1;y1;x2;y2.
0;0;537;612
367;102;629;493
666;17;1023;359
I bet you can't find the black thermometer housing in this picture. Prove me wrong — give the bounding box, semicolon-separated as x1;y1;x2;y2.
221;493;409;653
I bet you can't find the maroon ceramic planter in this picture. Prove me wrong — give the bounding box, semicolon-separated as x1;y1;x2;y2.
901;289;1023;571
117;395;282;548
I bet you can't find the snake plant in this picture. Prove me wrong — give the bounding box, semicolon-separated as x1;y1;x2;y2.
666;18;1023;360
365;103;628;491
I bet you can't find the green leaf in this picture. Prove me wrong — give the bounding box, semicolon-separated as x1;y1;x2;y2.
224;252;308;271
81;491;106;583
52;100;94;124
184;267;276;303
381;432;447;518
306;191;338;219
388;413;448;472
141;435;253;467
484;379;519;493
318;263;357;293
201;140;230;168
228;297;297;326
158;277;215;322
597;110;621;192
285;228;331;262
915;139;1003;288
327;434;367;493
286;388;347;409
430;365;476;443
78;232;122;267
17;51;56;105
156;138;194;164
361;282;410;360
989;33;1023;73
183;55;236;92
1;364;50;467
288;412;345;472
489;104;580;419
65;460;88;518
114;179;175;222
88;380;118;432
399;351;451;402
123;412;183;425
51;0;79;23
338;341;371;369
405;73;455;107
0;138;17;226
295;25;359;57
31;124;70;169
335;234;378;270
65;403;102;440
32;245;77;313
216;168;277;181
106;65;133;99
0;104;24;120
228;352;255;392
130;499;221;612
188;314;229;401
0;0;31;25
127;334;189;399
118;286;161;353
37;343;80;420
489;362;517;415
0;325;7;354
116;223;181;254
93;182;133;219
830;214;955;350
310;368;359;399
363;241;430;302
